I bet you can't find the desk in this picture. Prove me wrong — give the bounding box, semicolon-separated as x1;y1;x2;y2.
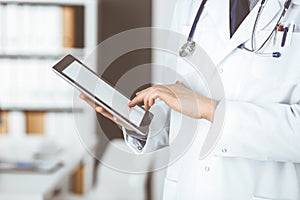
0;138;93;200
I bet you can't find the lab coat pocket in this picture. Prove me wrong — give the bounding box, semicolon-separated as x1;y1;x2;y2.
250;31;300;88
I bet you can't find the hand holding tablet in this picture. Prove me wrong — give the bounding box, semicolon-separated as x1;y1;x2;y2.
52;54;153;139
79;93;133;131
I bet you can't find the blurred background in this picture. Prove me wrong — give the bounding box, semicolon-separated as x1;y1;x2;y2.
0;0;177;199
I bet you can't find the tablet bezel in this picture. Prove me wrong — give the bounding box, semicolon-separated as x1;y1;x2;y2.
52;54;152;140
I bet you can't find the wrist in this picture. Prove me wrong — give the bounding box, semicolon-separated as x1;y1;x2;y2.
200;97;218;122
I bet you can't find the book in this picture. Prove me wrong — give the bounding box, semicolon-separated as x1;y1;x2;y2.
0;159;63;174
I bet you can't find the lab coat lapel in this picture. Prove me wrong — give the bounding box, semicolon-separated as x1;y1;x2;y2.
198;0;282;159
202;0;231;65
205;0;230;41
204;0;281;66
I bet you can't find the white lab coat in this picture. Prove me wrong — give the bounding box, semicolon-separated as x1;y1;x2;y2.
124;0;300;199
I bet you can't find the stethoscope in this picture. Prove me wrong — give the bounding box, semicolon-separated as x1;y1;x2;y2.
179;0;292;58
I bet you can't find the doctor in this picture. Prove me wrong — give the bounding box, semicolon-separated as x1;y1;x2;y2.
82;0;300;199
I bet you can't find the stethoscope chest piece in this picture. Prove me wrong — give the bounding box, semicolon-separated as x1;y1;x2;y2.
179;41;196;57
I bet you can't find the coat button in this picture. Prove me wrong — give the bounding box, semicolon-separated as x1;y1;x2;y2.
219;68;223;73
205;166;210;172
221;148;227;153
138;146;142;150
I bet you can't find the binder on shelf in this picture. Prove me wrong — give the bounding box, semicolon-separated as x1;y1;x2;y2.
63;6;75;48
0;4;4;52
25;111;45;135
5;4;18;52
15;58;28;100
29;59;40;100
63;6;84;48
6;59;18;102
26;112;44;135
44;113;71;148
45;112;58;138
44;6;63;51
0;59;12;98
70;163;85;195
8;111;26;137
0;111;9;135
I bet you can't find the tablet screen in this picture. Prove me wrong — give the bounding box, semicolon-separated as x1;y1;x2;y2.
62;60;146;127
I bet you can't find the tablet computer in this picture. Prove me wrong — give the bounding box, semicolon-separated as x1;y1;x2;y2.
52;54;153;139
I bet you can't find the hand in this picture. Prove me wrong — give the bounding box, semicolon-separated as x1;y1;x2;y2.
129;81;218;122
80;94;133;130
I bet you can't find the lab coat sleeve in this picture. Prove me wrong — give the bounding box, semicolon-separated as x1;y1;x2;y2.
122;101;170;154
215;87;300;162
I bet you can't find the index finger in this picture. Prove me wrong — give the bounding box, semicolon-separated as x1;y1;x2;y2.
128;93;146;108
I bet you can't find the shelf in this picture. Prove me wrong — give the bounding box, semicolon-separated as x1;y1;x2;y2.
0;0;90;6
0;101;83;113
1;107;82;113
0;48;86;60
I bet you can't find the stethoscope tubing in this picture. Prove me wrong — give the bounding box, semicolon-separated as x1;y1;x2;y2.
187;0;208;42
181;0;292;58
244;0;292;54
